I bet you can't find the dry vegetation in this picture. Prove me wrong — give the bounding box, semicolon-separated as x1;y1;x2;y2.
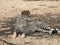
0;0;60;45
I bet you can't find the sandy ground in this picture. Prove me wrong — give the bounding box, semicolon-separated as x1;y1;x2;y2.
0;0;60;45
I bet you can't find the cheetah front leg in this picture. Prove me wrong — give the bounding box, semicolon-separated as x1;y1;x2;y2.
12;31;17;38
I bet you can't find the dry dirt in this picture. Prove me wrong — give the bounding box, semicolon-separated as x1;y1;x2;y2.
0;0;60;45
